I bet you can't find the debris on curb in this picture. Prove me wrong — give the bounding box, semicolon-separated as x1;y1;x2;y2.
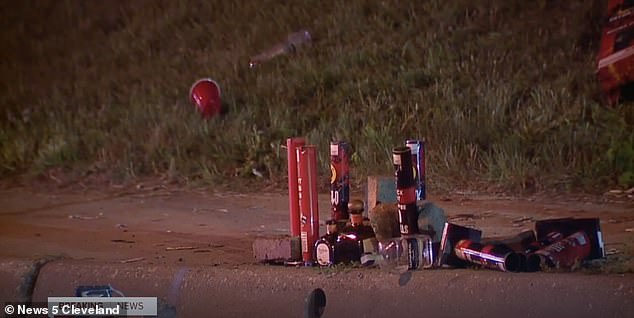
120;257;145;264
165;246;195;251
255;137;608;274
68;213;103;220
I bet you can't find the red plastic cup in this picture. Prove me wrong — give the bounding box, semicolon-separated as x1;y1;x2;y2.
189;78;221;119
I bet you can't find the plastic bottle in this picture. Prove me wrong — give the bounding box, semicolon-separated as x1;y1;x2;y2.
377;234;434;271
248;30;312;68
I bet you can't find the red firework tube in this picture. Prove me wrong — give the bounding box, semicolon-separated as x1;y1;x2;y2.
299;145;319;265
330;141;350;222
393;146;419;236
527;231;591;271
454;240;522;272
287;137;305;237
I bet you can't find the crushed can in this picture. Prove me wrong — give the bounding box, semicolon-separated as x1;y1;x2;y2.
405;139;426;201
527;231;591;271
534;218;604;259
393;146;419;236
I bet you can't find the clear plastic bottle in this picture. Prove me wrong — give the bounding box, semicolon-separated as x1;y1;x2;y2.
249;30;312;68
377;234;434;271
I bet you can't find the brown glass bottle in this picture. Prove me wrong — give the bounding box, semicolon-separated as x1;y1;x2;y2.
315;220;339;266
341;200;375;255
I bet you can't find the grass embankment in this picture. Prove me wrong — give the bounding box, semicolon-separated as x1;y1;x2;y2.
0;0;632;193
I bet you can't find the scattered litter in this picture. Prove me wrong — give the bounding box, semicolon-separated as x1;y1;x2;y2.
165;246;195;251
76;285;124;297
120;257;145;263
111;239;135;244
116;224;128;229
605;248;620;255
449;213;477;221
626;228;633;232
604;188;634;198
249;30;312;68
252;168;265;178
218;208;229;213
193;208;208;213
512;216;534;224
68;213;103;220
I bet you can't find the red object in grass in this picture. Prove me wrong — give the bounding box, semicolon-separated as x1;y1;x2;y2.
189;78;221;119
597;0;634;104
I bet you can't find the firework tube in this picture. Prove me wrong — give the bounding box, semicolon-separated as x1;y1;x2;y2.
287;137;305;238
393;146;419;236
299;145;320;265
454;240;522;272
330;141;350;222
405;139;426;201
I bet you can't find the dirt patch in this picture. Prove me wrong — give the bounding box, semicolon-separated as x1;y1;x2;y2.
0;183;632;272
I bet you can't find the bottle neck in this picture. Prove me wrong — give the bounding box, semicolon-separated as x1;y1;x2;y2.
349;214;363;226
326;224;338;235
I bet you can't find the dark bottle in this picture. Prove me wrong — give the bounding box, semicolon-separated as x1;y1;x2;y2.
340;199;376;256
314;220;339;266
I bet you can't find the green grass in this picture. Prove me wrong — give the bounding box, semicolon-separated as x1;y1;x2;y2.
1;0;632;193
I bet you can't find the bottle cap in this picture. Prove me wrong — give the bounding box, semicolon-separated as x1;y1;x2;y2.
348;199;364;214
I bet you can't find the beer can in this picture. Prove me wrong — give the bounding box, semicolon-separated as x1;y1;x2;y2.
330;141;350;222
393;146;419;236
454;240;522;272
527;231;591;270
534;218;605;260
405;139;426;201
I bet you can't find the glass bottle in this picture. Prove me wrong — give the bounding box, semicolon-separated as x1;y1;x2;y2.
314;220;338;266
341;199;375;254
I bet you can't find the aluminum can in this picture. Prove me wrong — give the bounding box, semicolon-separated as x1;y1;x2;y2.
393;147;419;236
454;240;522;272
528;231;591;270
405;139;426;201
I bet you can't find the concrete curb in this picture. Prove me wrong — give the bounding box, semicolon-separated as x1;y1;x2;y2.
5;258;628;318
0;257;51;302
